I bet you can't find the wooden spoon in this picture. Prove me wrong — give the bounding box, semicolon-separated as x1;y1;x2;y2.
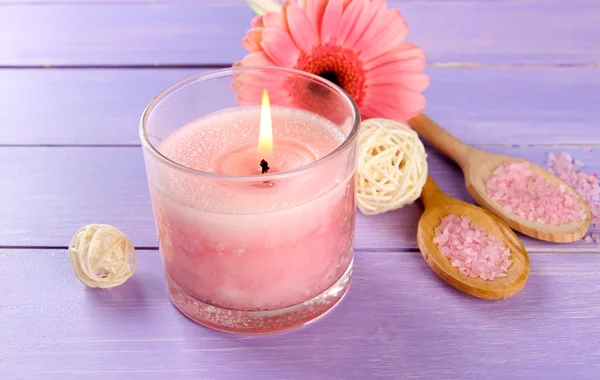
408;113;591;243
418;175;530;299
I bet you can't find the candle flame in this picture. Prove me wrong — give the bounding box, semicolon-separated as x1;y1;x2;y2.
258;89;273;158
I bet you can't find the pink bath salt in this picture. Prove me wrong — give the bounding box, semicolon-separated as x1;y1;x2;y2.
433;215;512;280
546;152;600;228
486;162;586;225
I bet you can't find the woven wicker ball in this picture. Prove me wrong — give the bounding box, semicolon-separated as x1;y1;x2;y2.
356;118;428;215
68;224;137;289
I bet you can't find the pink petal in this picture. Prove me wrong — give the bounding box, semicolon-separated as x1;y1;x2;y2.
359;10;408;62
396;58;427;73
241;51;274;66
238;69;287;87
367;72;430;92
234;69;290;105
260;28;301;67
251;15;264;28
233;66;289;106
286;4;319;52
320;0;344;43
236;83;289;106
368;56;426;75
360;102;389;120
364;43;426;71
264;9;288;31
241;28;264;53
363;103;408;123
238;82;288;100
300;0;327;37
353;8;397;51
339;0;386;48
335;0;366;45
370;58;425;76
363;90;426;120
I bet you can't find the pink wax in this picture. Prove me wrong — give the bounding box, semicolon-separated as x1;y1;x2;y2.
149;106;355;314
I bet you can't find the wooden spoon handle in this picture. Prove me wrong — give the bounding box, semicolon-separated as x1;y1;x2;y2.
420;175;451;209
408;113;472;169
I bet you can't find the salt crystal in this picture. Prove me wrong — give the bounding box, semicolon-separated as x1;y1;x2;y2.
575;160;585;167
546;152;600;230
487;161;587;225
433;215;511;280
584;236;593;243
592;233;599;239
561;152;573;161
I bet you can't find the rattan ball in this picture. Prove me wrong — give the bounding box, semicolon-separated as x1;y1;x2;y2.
356;118;428;215
68;224;137;289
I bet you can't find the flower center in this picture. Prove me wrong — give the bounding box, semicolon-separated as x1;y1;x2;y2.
318;71;340;87
294;43;366;106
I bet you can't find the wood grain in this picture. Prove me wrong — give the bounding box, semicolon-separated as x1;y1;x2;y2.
0;69;202;145
1;248;599;379
1;67;599;146
465;154;592;243
0;146;597;251
417;175;530;300
0;1;598;379
410;113;593;243
0;1;598;66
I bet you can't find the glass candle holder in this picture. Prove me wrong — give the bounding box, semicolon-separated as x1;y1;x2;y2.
140;66;360;334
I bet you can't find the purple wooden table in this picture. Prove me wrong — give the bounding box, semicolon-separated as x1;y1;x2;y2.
1;1;599;379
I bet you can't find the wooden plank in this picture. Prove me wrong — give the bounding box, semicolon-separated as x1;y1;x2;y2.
1;248;600;379
0;146;597;251
0;0;574;4
1;67;599;146
424;67;600;147
0;1;598;66
0;69;200;146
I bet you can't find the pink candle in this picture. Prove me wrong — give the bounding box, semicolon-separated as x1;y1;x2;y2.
155;106;354;309
141;67;359;334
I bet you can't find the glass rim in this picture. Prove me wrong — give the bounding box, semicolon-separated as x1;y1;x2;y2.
139;65;361;181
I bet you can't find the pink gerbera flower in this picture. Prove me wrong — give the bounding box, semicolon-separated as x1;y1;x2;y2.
237;0;430;122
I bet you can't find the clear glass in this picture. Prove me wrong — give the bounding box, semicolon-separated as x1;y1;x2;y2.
140;66;360;334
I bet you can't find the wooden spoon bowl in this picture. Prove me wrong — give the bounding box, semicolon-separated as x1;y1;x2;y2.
409;113;591;243
464;152;589;243
418;175;530;300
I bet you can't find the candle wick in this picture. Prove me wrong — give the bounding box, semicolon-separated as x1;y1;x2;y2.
260;159;270;174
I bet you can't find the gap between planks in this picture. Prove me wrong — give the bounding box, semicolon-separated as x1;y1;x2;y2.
2;144;599;149
1;0;597;66
0;0;587;5
3;246;598;254
0;62;597;70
